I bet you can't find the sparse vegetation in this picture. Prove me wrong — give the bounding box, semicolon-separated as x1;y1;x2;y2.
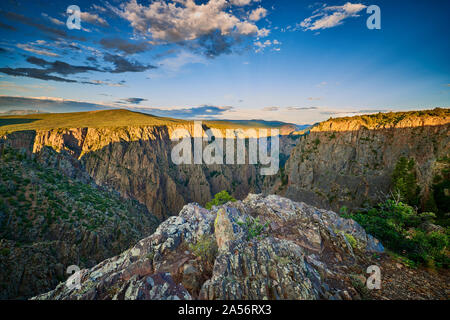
323;108;449;129
0;146;158;244
391;157;421;207
429;157;450;226
189;235;218;265
344;199;449;268
237;216;269;240
344;233;357;249
205;190;236;210
0;109;291;135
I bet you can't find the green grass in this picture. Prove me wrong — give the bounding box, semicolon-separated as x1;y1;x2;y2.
0;109;294;134
0;109;186;133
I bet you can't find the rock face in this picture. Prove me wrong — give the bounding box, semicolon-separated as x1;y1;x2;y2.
34;194;384;300
0;146;159;299
1;124;291;220
268;110;450;212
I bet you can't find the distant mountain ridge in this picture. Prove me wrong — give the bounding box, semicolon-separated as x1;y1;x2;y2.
0;109;299;134
0;109;47;116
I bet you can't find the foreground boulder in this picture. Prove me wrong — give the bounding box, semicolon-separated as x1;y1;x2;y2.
33;194;384;300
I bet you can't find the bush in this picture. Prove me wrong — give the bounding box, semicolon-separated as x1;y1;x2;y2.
205;191;236;210
431;171;450;224
344;233;357;249
344;200;449;268
237;216;269;240
391;157;421;207
189;235;218;265
0;248;10;257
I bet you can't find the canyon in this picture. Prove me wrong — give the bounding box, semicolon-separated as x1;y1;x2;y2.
0;108;449;299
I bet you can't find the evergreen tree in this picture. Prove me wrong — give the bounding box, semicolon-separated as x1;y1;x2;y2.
392;157;421;207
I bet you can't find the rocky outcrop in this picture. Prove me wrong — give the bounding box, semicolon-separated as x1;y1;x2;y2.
34;194;384;300
268;109;450;212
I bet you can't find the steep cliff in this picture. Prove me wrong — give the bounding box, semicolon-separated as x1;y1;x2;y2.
0;145;159;299
267;109;450;213
1;110;293;219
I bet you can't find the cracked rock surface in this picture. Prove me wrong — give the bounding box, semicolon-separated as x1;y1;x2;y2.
33;194;384;300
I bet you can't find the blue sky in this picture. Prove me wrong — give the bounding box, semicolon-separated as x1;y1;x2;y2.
0;0;449;124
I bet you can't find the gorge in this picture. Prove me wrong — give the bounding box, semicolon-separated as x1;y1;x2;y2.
0;108;449;299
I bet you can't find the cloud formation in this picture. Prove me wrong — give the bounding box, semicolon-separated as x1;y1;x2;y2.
0;53;155;84
249;7;268;21
118;98;148;105
138;105;234;119
0;96;108;113
116;0;259;41
300;2;367;31
112;0;267;57
103;53;156;73
99;38;150;54
80;11;109;27
262;106;279;111
0;96;233;120
1;11;81;40
17;43;59;57
254;39;281;53
0;21;16;31
286;107;319;111
41;13;64;26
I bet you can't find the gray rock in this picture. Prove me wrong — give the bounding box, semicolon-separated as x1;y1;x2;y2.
33;195;385;300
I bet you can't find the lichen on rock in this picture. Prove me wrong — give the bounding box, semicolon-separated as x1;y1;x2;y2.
33;194;386;300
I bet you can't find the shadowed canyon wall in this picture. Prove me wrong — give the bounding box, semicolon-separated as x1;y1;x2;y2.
266;113;450;212
2;125;298;220
2;110;449;220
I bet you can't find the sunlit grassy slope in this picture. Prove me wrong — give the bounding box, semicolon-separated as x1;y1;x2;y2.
0;109;187;133
0;109;292;133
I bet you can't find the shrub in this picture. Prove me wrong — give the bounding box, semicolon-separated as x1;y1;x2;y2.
313;138;321;146
431;171;450;224
189;235;218;265
391;157;421;207
205;191;236;210
344;233;357;249
345;200;449;268
237;216;269;240
0;248;10;257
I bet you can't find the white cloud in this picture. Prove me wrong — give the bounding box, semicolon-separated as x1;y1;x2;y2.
249;7;267;21
16;43;59;57
257;28;270;37
254;39;281;53
230;0;253;6
300;2;367;31
80;11;109;27
115;0;264;43
41;13;65;26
